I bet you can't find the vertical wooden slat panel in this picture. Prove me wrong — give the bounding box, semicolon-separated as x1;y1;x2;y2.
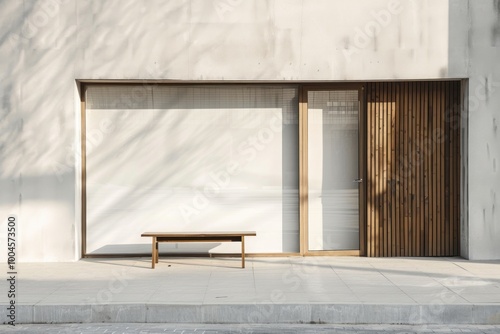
365;80;460;257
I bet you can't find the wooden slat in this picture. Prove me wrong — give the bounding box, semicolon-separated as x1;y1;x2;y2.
410;82;416;256
366;84;375;256
434;82;440;256
431;81;437;256
376;83;384;256
436;82;442;256
388;82;393;257
376;83;383;256
403;82;408;257
447;82;453;256
404;82;409;256
440;81;444;255
395;83;402;256
380;83;390;256
372;83;377;257
454;81;461;255
423;82;430;256
412;81;416;256
414;82;420;255
390;83;397;257
417;82;424;255
375;82;381;257
453;81;460;255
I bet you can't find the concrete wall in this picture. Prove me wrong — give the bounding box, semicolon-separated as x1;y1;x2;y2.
0;0;497;261
466;0;500;260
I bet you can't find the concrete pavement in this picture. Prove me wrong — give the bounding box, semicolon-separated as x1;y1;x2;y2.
4;323;500;333
1;256;500;324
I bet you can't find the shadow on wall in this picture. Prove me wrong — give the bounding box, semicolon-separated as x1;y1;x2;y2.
493;0;500;46
84;85;300;255
0;1;270;260
0;1;85;261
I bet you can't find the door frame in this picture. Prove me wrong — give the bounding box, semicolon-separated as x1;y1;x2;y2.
299;84;366;256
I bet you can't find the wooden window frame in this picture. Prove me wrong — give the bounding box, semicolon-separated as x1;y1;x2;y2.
299;84;366;256
80;82;370;258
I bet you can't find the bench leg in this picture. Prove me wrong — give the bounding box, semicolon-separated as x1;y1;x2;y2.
155;240;159;263
151;236;156;269
241;236;245;269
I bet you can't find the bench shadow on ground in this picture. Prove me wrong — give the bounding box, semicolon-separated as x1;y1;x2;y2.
82;256;242;270
85;243;244;269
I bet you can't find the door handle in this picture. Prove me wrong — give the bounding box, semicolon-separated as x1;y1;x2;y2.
353;178;363;183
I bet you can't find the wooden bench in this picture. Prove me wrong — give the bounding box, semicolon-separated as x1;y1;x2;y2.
141;231;257;269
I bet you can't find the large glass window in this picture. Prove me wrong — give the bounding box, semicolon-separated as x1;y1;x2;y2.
85;85;299;254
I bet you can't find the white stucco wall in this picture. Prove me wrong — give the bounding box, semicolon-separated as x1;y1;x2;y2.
0;0;497;261
465;0;500;260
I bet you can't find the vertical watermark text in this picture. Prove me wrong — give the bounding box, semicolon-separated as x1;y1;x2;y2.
6;215;17;326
